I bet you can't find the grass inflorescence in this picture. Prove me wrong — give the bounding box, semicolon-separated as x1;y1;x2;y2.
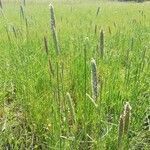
0;0;150;149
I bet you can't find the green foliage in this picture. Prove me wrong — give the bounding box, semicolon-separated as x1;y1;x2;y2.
0;0;150;149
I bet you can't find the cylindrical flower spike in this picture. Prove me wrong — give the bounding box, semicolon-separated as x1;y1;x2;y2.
118;114;124;149
49;4;60;55
66;92;76;124
49;4;56;30
91;58;98;101
123;102;132;134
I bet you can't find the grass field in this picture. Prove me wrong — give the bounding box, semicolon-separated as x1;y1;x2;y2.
0;0;150;149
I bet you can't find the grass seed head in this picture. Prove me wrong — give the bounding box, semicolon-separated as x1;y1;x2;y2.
118;114;124;148
49;4;56;30
91;58;98;101
123;102;132;134
66;92;76;124
49;4;60;54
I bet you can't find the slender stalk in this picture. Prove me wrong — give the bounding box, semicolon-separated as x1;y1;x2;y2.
94;24;97;35
43;36;54;77
99;29;104;58
96;7;100;16
5;26;11;44
44;36;49;55
52;27;60;55
20;5;25;20
108;26;111;35
25;18;29;41
131;37;134;51
86;93;98;108
84;39;87;103
12;26;17;38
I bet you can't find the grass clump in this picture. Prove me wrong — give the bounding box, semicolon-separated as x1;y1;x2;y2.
0;0;150;149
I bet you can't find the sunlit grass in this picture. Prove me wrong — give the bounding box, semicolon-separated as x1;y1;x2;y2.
0;0;150;149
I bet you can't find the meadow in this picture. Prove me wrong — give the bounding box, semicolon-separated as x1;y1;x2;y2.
0;0;150;149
